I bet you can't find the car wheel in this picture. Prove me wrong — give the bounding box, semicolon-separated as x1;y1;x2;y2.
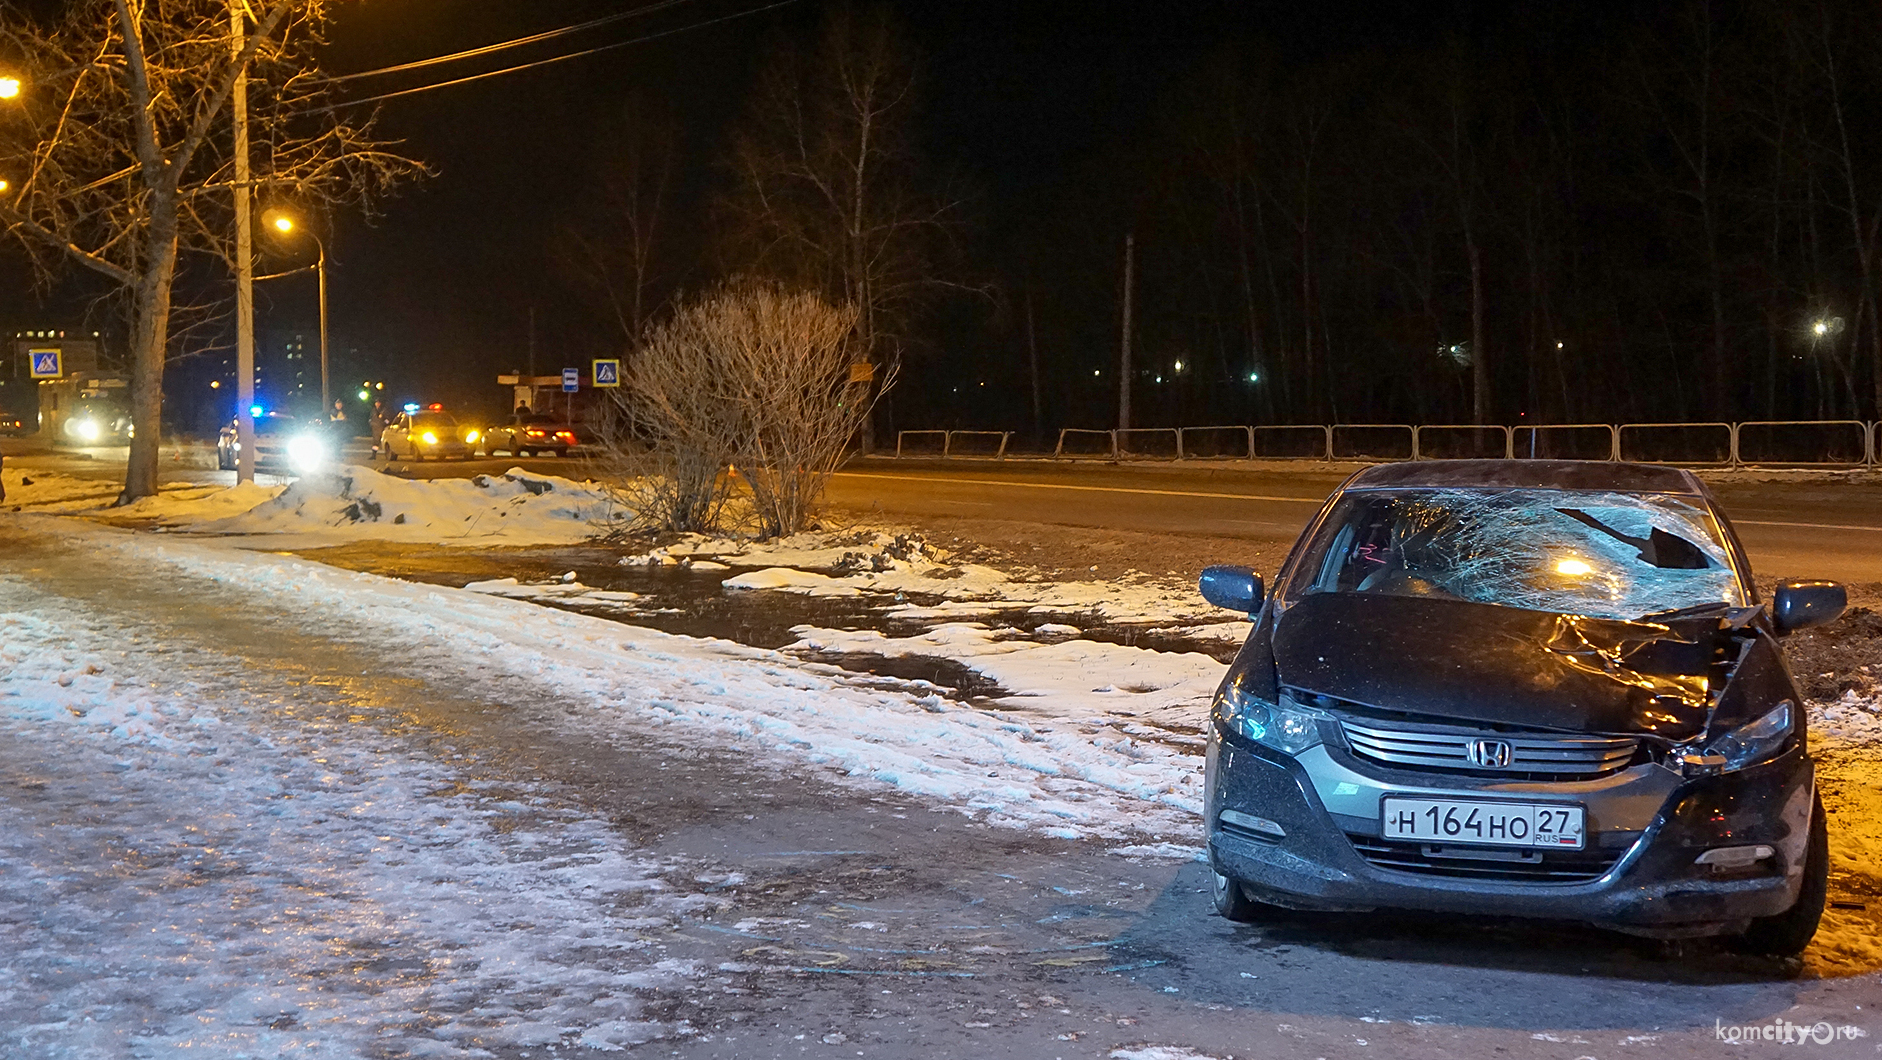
1732;795;1828;957
1210;867;1263;923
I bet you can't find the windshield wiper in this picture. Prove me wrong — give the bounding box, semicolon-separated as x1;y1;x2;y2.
1554;508;1711;570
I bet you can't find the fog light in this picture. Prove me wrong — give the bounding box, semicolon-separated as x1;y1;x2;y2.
1694;844;1774;869
1219;809;1287;840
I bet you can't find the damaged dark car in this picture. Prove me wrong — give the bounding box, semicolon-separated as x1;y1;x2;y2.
1200;460;1845;955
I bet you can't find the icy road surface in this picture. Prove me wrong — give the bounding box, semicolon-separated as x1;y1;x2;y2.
3;515;1880;1059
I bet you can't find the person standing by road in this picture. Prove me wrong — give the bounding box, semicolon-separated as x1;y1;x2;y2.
368;400;388;454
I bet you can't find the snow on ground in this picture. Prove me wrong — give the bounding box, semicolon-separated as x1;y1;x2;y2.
0;571;711;1057
184;464;625;547
633;529;1217;626
0;469;286;520
787;622;1224;738
48;519;1208;848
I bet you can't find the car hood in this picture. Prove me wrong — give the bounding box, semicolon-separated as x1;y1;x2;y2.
1270;592;1721;738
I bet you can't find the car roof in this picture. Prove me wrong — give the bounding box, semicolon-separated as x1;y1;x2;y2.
1342;459;1708;497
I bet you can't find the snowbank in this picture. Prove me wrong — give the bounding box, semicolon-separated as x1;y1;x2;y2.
186;464;624;546
629;529;1218;625
788;622;1224;737
52;519;1207;847
0;469;285;519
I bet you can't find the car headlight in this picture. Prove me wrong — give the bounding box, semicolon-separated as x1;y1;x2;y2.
285;432;329;471
1216;681;1327;755
1685;701;1794;775
69;418;101;442
421;431;438;444
465;429;481;444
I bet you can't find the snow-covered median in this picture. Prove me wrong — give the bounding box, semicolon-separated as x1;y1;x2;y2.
185;464;623;546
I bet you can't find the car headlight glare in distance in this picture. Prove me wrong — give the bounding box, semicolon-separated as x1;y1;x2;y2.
422;431;438;445
67;418;102;442
465;429;481;444
285;432;329;472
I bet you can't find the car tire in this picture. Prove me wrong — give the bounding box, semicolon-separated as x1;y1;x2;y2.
1732;795;1829;958
1210;867;1263;923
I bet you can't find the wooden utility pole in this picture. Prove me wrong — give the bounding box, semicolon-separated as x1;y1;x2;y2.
232;0;255;484
1119;232;1134;432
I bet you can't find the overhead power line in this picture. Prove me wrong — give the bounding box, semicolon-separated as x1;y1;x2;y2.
319;0;699;84
324;0;802;109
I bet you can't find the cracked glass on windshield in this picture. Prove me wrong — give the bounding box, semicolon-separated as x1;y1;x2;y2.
1290;488;1744;621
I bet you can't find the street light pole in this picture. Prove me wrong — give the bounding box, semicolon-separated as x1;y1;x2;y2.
232;0;255;485
314;232;328;414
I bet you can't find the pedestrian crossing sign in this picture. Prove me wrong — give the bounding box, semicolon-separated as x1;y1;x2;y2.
592;359;621;388
28;349;63;379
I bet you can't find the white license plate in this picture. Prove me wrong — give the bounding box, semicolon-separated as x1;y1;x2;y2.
1381;797;1585;850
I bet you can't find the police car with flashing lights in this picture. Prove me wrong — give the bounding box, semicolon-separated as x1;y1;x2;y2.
379;403;477;461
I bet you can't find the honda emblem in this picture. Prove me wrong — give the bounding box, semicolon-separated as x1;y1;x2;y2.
1467;739;1514;768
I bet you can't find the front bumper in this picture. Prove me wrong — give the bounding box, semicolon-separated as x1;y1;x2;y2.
1205;728;1814;934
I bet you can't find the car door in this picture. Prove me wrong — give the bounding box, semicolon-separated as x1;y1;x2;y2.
383;413;408;454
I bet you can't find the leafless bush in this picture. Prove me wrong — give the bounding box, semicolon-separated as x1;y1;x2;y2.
600;281;880;537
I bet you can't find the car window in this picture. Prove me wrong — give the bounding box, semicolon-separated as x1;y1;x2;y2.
412;413;458;430
1288;487;1743;621
254;417;297;436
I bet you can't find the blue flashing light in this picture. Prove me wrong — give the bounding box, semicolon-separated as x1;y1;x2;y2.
403;403;420;413
249;405;264;417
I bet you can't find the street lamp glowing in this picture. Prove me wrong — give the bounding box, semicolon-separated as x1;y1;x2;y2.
272;214;295;233
1813;320;1829;337
0;77;20;100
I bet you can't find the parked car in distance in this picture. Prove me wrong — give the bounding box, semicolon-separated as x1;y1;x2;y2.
381;407;476;461
217;412;335;473
1199;459;1844;956
480;413;580;457
0;412;28;436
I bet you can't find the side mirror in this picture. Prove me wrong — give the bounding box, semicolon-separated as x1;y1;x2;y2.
1773;579;1846;635
1200;564;1264;614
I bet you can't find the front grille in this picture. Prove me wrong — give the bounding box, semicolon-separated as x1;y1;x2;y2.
1345;834;1624;884
1339;717;1638;779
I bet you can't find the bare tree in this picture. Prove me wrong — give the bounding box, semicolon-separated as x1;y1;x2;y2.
0;0;419;502
557;92;678;343
721;5;956;449
606;281;877;538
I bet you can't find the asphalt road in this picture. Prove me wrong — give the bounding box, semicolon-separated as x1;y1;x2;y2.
8;440;1880;585
825;460;1882;588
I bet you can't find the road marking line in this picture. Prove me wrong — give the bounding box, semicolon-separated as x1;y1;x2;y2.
832;472;1326;505
1735;518;1882;533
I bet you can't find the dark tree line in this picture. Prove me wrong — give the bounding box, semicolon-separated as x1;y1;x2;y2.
564;1;1882;435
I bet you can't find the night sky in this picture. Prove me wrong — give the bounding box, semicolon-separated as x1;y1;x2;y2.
12;1;1878;435
2;0;1464;423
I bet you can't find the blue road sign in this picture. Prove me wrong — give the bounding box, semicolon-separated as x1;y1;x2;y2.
592;358;621;388
562;367;580;393
28;349;62;379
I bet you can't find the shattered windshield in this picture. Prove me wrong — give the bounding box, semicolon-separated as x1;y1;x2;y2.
1290;488;1744;621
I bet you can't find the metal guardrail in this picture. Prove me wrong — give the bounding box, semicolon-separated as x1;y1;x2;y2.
1617;422;1735;465
1511;423;1619;461
896;429;1011;459
910;421;1882;467
1054;428;1116;458
1414;424;1510;460
1733;420;1870;466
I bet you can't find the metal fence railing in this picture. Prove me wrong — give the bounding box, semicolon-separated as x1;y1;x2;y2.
1414;424;1510;460
896;429;1011;459
905;420;1882;468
